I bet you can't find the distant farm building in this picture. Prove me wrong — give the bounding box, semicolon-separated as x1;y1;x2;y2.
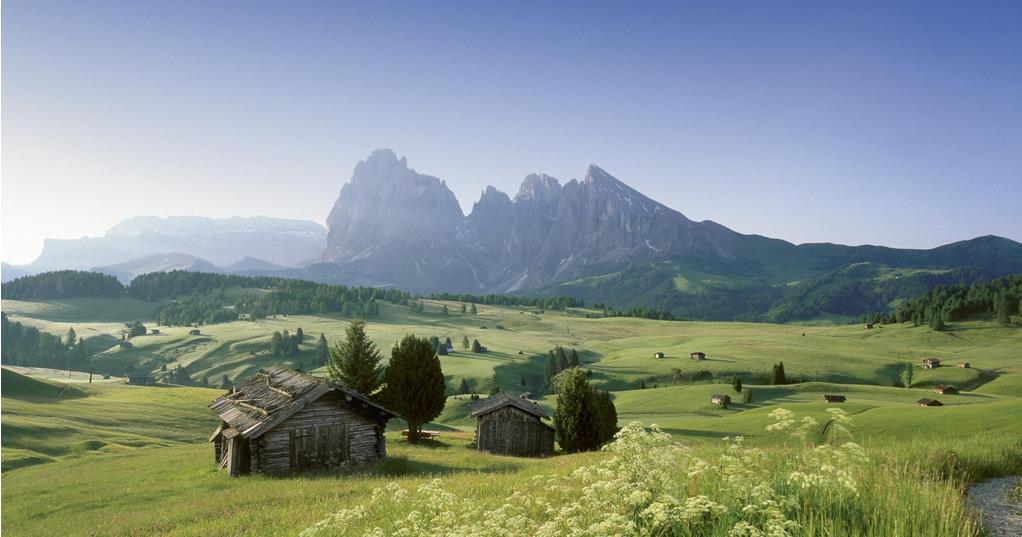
150;329;160;334
470;393;554;457
124;372;153;385
691;352;706;361
823;394;847;403
934;386;959;395
922;358;941;369
711;394;731;408
519;392;537;400
958;362;971;369
864;323;874;329
189;329;201;336
208;366;396;476
917;398;943;407
653;352;665;359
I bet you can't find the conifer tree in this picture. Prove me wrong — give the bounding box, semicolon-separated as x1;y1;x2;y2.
65;327;77;348
470;304;478;315
328;319;384;395
569;348;580;367
270;331;284;356
382;335;446;443
458;377;471;394
553;368;599;453
732;375;743;392
462;335;470;350
317;334;329;367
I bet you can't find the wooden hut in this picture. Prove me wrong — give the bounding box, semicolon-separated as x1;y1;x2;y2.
958;362;971;369
710;394;731;408
189;329;201;336
208;366;396;476
124;372;153;385
691;352;706;361
864;323;874;329
917;398;943;407
470;393;554;457
823;394;847;403
922;357;941;369
934;386;959;395
653;352;665;359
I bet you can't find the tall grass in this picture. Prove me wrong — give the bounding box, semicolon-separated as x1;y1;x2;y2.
301;410;1008;536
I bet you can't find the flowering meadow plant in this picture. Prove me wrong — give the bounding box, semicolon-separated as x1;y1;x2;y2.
300;409;902;537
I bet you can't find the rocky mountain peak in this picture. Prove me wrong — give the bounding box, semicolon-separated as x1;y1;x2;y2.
516;173;561;202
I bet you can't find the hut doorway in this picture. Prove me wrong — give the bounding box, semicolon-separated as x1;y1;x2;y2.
221;436;251;476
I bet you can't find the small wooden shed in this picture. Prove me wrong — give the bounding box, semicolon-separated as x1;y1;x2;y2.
711;394;731;408
917;398;943;407
189;329;201;336
691;352;706;361
653;352;665;359
470;393;554;457
864;323;874;330
208;366;397;476
958;362;971;369
922;357;941;369
823;394;847;403
934;386;959;395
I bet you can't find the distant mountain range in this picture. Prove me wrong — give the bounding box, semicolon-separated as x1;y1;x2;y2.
4;149;1020;320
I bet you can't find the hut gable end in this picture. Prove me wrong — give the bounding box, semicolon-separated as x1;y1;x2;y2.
471;393;554;457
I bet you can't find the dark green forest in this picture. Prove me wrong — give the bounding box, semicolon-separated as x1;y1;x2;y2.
2;270;123;299
1;312;95;371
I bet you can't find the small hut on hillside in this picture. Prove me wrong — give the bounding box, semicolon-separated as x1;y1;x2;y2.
189;329;201;336
710;394;731;408
934;386;959;395
823;394;847;403
958;362;971;369
922;357;941;369
917;398;943;407
208;366;396;476
653;352;665;359
691;352;706;361
470;393;554;457
864;323;874;330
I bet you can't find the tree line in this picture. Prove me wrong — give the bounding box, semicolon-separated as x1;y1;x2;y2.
870;274;1022;328
429;292;582;310
1;313;94;371
1;270;124;299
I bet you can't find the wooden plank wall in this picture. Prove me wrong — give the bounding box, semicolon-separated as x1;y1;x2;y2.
254;392;385;473
475;406;554;457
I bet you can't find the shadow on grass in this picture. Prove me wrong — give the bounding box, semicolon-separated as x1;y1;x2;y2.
264;454;523;481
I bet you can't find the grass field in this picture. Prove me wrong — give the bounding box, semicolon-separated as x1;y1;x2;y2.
2;297;1020;535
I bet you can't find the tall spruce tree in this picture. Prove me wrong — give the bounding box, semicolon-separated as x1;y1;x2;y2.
317;334;329;367
382;335;446;443
65;327;77;348
553;368;599;453
569;348;580;367
458;377;471;394
327;319;384;395
732;375;743;392
462;335;470;350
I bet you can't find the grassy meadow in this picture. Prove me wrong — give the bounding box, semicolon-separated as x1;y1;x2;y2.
2;295;1021;535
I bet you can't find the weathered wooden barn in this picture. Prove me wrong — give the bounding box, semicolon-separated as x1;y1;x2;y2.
823;394;847;403
958;361;971;369
470;393;554;457
922;357;941;369
917;398;943;407
711;394;731;408
691;352;706;361
208;366;397;476
653;352;665;359
934;386;959;395
189;329;201;335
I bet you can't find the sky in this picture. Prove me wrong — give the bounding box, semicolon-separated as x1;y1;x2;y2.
2;0;1020;264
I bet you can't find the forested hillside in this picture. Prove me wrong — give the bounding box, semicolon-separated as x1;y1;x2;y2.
1;271;123;299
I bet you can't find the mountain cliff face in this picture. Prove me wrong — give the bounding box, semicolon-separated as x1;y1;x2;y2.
321;150;1022;309
322;149;479;290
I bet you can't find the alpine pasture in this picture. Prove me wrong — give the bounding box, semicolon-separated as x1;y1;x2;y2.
2;296;1020;536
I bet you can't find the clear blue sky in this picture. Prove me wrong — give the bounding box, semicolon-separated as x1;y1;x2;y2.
3;0;1020;264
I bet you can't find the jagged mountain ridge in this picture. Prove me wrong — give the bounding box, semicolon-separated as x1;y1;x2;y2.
319;150;1022;320
322;149;767;292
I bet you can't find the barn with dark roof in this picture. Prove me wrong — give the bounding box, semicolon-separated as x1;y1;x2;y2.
470;392;554;457
208;365;397;476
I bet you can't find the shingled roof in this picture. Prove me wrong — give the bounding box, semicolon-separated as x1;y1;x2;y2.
208;365;396;439
470;392;551;420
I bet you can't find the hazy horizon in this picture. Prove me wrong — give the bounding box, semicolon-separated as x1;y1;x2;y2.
4;1;1021;265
